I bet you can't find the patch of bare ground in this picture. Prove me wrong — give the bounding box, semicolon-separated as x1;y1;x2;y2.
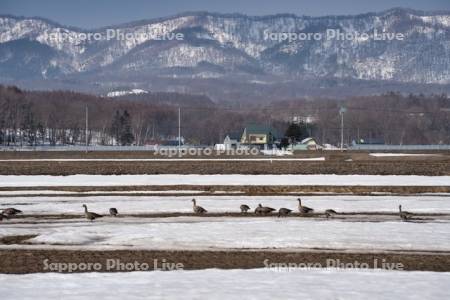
0;235;38;245
0;151;449;175
1;161;450;175
0;248;449;273
5;212;450;221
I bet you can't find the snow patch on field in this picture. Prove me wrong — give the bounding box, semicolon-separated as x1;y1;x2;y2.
369;153;442;157
0;190;204;196
106;89;148;97
0;269;449;300
1;217;450;251
1;174;450;187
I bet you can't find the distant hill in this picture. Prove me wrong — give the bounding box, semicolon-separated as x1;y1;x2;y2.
1;8;450;101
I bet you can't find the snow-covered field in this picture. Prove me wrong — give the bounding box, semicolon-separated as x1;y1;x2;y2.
1;195;450;214
1;195;450;251
1;174;450;187
1;215;450;251
0;269;449;300
0;190;206;196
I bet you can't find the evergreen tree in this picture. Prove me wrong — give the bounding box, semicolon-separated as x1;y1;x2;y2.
284;122;307;143
120;110;134;146
279;137;290;148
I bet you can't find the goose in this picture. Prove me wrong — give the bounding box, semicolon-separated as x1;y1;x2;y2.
109;208;118;217
82;204;103;221
240;204;250;213
298;198;314;214
399;205;413;221
255;204;276;215
2;208;22;216
278;208;292;217
324;209;337;219
192;199;207;214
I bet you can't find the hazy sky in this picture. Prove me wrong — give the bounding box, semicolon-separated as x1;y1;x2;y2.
1;0;449;29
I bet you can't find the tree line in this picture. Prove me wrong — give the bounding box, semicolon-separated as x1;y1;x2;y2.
0;85;449;147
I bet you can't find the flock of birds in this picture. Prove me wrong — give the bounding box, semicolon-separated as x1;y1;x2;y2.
236;198;336;218
0;198;414;222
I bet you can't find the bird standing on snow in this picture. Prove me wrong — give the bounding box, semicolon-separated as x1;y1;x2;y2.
298;198;314;214
82;204;103;221
278;208;292;217
192;199;207;214
324;209;337;219
399;205;413;221
240;204;250;213
2;208;22;216
109;208;118;217
255;204;276;215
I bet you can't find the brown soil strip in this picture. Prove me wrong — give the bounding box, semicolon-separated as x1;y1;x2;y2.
1;248;449;273
2;160;450;175
0;235;38;245
6;212;450;221
1;185;450;195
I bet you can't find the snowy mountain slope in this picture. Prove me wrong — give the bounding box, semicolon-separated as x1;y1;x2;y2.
0;8;449;85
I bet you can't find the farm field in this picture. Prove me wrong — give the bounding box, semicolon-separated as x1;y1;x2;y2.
1;151;450;299
1;194;450;273
0;151;450;175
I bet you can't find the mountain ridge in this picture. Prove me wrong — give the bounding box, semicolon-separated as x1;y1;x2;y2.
3;7;450;30
1;8;450;101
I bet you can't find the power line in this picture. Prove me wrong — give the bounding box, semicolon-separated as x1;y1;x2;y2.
163;104;450;116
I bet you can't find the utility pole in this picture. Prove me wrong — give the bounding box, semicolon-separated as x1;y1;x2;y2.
85;105;88;153
178;107;181;151
339;107;346;151
152;121;155;140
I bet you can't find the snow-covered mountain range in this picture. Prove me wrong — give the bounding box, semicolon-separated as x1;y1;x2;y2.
0;8;449;99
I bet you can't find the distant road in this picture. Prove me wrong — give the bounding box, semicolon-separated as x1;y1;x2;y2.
0;157;325;162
